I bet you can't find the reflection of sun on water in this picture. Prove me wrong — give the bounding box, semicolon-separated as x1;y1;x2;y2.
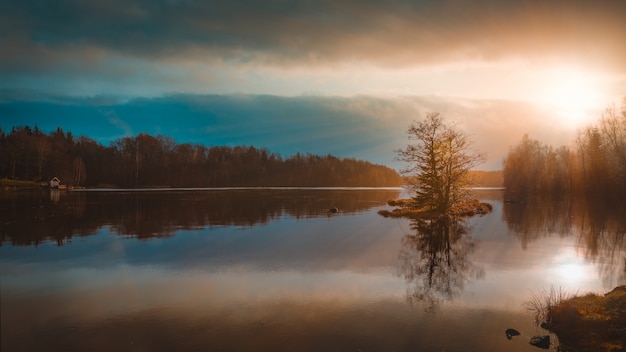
558;262;586;282
551;249;594;287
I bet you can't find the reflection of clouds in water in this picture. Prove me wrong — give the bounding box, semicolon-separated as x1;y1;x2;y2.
108;232;127;258
2;264;408;326
5;190;626;351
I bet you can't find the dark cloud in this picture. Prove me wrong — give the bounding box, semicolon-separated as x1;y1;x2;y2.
1;91;586;170
0;92;410;166
1;0;625;74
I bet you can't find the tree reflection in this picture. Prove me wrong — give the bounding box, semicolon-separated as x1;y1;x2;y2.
1;189;400;246
397;216;484;310
575;199;626;287
503;195;575;248
503;197;626;288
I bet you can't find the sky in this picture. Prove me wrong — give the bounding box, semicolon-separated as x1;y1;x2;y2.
1;0;625;170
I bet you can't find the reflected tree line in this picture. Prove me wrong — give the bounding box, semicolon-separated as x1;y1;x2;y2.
502;198;575;249
503;99;626;198
504;197;626;288
0;189;399;246
0;126;402;187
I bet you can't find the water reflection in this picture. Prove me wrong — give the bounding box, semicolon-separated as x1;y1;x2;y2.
503;197;574;246
503;197;626;288
4;189;613;351
0;189;400;246
398;217;485;309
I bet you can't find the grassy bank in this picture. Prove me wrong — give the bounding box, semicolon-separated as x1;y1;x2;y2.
527;286;626;352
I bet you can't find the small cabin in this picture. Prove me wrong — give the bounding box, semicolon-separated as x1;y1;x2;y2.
50;177;61;189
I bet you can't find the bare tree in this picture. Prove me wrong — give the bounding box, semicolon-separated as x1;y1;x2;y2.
396;113;485;214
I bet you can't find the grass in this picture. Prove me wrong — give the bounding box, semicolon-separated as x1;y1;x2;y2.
378;198;492;219
524;286;575;326
525;286;626;352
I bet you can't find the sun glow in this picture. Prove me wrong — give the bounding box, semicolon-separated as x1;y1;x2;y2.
551;249;593;286
557;262;586;282
533;67;606;128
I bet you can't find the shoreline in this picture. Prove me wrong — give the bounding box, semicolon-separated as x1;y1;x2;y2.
534;286;626;352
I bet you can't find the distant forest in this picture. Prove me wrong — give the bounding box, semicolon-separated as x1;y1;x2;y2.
467;170;503;188
0;126;402;187
503;99;626;199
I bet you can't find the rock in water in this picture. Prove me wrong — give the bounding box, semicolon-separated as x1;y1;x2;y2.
529;335;550;349
505;328;521;339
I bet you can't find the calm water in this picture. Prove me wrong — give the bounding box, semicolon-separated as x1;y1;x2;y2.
1;189;625;351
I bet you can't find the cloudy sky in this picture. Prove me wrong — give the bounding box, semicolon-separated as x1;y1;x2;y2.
2;0;625;170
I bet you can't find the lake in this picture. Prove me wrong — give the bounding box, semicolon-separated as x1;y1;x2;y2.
1;188;625;351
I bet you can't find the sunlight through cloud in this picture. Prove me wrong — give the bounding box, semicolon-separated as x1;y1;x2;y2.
530;67;609;128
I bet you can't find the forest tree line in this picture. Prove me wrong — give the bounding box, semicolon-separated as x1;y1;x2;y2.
503;98;626;198
0;126;402;187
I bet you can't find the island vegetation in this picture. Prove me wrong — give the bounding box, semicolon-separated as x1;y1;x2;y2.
0;126;402;188
379;113;492;219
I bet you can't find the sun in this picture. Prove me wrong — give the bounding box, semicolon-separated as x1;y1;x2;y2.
533;67;605;128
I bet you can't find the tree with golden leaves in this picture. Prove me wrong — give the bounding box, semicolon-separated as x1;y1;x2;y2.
396;113;485;214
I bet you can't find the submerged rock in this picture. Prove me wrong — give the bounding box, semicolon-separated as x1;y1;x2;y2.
505;328;521;339
529;335;550;349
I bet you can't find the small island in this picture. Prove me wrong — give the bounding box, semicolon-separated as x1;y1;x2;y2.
378;113;493;219
379;197;492;219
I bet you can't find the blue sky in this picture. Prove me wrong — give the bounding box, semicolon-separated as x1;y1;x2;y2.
2;0;625;170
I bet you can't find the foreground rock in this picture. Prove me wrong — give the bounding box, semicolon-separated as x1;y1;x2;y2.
529;335;550;349
505;328;521;339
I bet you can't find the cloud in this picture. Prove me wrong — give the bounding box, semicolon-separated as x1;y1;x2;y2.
101;110;133;137
1;0;625;75
1;91;602;170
